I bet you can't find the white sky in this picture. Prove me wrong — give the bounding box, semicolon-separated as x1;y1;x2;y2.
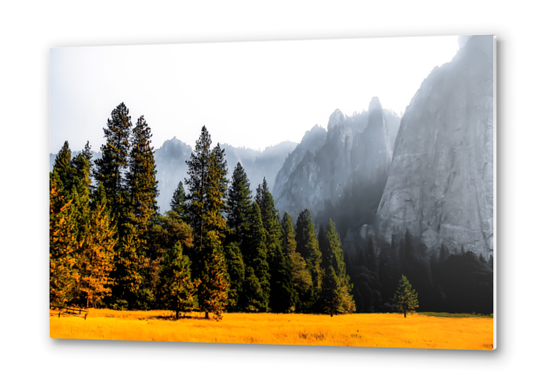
50;35;461;153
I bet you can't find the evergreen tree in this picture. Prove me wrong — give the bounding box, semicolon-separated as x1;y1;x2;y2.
198;231;229;320
94;102;132;219
258;190;294;313
185;126;213;248
170;180;187;219
295;209;323;311
79;183;116;308
255;177;269;209
393;275;419;318
224;242;245;311
321;266;342;317
185;127;229;320
242;202;270;312
226;162;252;244
128;115;159;233
159;241;198;319
52;141;75;194
320;219;355;314
243;267;264;313
50;172;79;306
281;213;312;311
205;143;228;238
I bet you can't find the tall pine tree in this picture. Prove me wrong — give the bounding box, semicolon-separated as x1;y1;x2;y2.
226;162;252;244
79;183;116;308
295;209;323;311
159;241;198;319
50;172;79;306
257;189;294;313
281;212;312;311
320;219;355;314
185;127;229;320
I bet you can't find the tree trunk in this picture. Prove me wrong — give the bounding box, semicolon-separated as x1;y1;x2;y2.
205;312;209;319
404;310;407;318
176;310;179;320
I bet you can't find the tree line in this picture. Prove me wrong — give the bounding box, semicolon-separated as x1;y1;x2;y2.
50;102;355;320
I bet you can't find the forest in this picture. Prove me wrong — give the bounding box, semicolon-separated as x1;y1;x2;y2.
50;102;493;321
49;103;356;320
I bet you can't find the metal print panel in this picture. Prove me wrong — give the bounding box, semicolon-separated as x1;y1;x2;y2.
49;35;495;350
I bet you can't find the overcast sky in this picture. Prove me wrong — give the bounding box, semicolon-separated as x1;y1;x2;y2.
50;35;461;153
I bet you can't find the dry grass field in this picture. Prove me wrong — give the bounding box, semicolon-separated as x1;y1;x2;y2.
50;309;494;350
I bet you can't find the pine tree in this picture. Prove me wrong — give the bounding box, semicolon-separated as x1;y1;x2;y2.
198;231;229;320
258;190;294;313
50;172;79;306
79;183;116;308
295;209;323;311
159;241;198;319
393;275;419;318
170;180;187;219
52;141;75;194
185;126;213;248
320;219;356;314
243;267;264;313
226;162;252;244
94;102;132;219
185;127;229;320
242;202;270;312
281;213;312;310
321;266;342;317
224;242;245;311
128;115;159;233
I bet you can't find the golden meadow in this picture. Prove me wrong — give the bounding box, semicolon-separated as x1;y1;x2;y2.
50;309;493;350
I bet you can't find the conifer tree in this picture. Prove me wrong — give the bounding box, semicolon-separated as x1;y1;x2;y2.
50;173;79;306
281;213;312;310
295;209;323;310
53;141;75;194
243;267;264;312
185;127;229;320
170;180;187;219
242;202;271;312
393;275;419;318
320;219;355;314
185;126;213;248
321;266;342;317
94;102;132;219
258;190;294;313
159;241;198;319
128;115;159;233
79;183;116;308
198;231;229;320
226;162;252;244
224;242;245;311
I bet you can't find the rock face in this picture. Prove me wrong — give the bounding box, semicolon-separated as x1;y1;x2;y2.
375;35;494;259
273;99;400;222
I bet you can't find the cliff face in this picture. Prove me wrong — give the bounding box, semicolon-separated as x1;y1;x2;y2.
273;99;400;222
375;35;494;258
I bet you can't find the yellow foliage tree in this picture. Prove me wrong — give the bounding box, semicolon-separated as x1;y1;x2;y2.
50;174;80;306
79;186;116;308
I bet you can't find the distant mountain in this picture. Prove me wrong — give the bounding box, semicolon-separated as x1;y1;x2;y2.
272;99;401;235
375;35;494;259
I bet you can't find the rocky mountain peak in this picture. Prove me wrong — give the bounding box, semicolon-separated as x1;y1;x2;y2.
327;109;345;131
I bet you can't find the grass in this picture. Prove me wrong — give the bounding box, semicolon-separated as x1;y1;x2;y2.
50;309;494;350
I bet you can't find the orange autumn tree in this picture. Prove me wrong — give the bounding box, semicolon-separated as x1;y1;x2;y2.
50;173;80;306
79;183;116;308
